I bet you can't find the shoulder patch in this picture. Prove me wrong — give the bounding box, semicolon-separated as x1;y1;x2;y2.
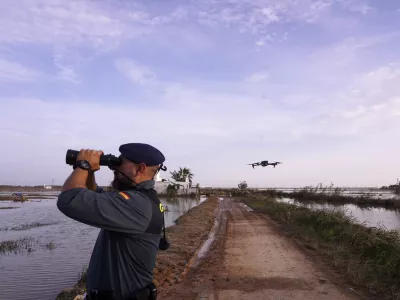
118;191;130;200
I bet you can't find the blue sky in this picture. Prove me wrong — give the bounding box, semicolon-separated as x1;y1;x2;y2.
1;0;400;188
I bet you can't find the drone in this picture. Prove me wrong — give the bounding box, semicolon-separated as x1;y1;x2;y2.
247;160;282;169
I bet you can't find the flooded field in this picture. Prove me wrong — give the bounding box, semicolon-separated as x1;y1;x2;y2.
0;192;206;300
277;197;400;230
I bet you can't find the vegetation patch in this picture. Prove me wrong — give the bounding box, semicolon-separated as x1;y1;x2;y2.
0;237;57;254
45;241;56;250
0;221;58;231
0;237;36;254
243;196;400;300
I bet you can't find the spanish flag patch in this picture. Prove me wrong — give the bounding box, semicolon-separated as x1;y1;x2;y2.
119;192;130;200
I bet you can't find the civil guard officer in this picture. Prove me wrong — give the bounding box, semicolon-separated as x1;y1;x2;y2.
57;143;169;300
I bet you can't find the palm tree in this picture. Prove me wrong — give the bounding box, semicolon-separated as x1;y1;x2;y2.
170;167;194;187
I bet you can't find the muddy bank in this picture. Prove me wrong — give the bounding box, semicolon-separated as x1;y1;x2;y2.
161;198;230;300
56;195;220;300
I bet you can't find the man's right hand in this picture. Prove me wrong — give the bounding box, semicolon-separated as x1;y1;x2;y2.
77;149;103;172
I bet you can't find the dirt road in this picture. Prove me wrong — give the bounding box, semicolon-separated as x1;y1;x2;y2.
161;197;361;300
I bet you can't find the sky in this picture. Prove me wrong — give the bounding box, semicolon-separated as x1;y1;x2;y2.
1;0;400;188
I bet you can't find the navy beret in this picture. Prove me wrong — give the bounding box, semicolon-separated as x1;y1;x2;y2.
119;143;165;166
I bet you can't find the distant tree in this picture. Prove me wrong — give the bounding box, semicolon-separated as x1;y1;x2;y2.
166;183;178;199
238;181;248;190
170;167;194;187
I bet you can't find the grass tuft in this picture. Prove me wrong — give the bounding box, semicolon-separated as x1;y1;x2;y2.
0;237;36;254
45;241;56;250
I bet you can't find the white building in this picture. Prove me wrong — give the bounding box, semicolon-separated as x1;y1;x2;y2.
155;172;162;182
154;172;195;195
154;172;169;194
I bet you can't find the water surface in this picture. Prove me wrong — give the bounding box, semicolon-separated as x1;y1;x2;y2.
277;197;400;230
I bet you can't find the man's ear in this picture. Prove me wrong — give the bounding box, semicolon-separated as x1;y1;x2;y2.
137;163;147;174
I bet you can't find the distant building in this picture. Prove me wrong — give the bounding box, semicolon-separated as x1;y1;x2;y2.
155;172;162;182
154;173;169;194
154;173;197;195
43;184;52;190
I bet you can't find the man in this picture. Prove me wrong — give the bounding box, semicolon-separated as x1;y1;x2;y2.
57;143;167;300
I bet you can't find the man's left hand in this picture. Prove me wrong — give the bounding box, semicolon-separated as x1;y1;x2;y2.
77;149;103;172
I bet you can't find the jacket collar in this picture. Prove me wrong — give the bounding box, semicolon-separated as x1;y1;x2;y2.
136;180;155;190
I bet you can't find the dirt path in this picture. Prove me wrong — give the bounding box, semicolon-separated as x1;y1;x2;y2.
161;197;361;300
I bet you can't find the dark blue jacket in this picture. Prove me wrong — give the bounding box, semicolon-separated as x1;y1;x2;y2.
57;180;163;300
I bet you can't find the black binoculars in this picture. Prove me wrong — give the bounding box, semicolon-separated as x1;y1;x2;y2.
65;149;122;168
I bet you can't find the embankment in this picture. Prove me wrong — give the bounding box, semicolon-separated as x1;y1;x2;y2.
56;195;220;300
243;196;400;300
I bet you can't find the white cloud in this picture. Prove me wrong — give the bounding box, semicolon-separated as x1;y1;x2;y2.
129;7;188;25
0;0;376;85
245;71;270;83
0;0;152;82
310;34;398;69
0;59;44;82
114;59;157;85
350;63;400;102
53;46;80;83
261;7;281;22
194;0;370;37
255;39;266;46
294;63;400;137
0;0;136;46
337;0;373;15
255;34;275;46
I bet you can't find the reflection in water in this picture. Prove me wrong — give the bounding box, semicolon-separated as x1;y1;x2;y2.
277;198;400;230
0;195;204;300
161;196;203;227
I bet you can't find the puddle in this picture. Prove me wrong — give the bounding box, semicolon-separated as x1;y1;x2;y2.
192;200;226;268
239;203;253;212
